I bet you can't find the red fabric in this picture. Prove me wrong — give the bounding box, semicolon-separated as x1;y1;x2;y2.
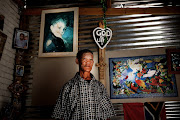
160;104;166;120
123;103;145;120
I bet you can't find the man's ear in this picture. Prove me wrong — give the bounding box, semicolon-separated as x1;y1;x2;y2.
75;58;79;64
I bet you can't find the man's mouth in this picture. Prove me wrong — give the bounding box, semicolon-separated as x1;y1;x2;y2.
84;66;91;67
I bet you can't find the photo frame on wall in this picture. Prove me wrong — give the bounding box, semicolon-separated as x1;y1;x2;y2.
13;28;29;49
166;49;180;74
38;7;79;57
15;65;24;77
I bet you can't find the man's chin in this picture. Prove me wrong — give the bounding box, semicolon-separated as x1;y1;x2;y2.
83;68;92;72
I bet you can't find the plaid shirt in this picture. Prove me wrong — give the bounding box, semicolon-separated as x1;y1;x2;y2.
52;72;115;120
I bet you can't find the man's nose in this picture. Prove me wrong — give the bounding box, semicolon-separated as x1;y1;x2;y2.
86;60;91;65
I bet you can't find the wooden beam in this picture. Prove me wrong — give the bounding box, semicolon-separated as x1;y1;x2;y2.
80;7;180;15
95;21;107;87
22;8;48;16
107;0;112;8
22;7;180;16
96;48;106;87
12;0;24;7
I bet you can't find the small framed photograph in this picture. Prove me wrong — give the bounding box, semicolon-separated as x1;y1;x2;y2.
13;28;29;49
38;7;79;57
15;65;24;76
166;49;180;74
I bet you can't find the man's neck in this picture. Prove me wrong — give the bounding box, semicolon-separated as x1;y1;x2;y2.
79;71;91;80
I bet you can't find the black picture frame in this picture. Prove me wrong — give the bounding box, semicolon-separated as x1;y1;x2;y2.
13;28;29;49
166;49;180;74
0;30;7;59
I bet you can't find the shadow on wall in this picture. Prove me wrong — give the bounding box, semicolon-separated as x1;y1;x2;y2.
32;56;78;106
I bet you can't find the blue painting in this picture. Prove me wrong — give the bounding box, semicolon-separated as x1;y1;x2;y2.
43;11;74;53
109;54;178;99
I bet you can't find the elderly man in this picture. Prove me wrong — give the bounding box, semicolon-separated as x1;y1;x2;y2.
52;49;115;120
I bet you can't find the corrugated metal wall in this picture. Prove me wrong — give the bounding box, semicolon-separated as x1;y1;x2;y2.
26;0;180;8
111;0;180;8
79;14;180;51
165;101;180;119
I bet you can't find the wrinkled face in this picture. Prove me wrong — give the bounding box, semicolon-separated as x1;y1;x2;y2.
79;52;94;72
50;20;66;38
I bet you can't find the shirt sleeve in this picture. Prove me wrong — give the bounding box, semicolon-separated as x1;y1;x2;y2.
99;83;116;119
51;83;71;120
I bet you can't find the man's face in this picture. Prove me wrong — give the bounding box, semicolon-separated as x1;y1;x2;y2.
20;34;24;40
79;52;94;72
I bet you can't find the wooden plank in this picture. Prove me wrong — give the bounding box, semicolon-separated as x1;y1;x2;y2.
22;8;55;16
12;0;24;7
107;0;112;8
79;39;94;43
80;7;180;15
22;7;180;16
79;15;102;20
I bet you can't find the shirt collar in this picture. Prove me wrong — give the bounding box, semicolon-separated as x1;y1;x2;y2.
75;72;96;82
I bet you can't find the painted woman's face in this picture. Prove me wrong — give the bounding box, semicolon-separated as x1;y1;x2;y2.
50;20;66;39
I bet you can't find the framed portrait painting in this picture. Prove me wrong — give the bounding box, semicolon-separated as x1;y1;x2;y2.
38;7;79;57
109;54;177;99
13;28;29;49
166;49;180;74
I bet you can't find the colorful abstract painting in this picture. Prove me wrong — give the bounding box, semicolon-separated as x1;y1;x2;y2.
109;54;177;99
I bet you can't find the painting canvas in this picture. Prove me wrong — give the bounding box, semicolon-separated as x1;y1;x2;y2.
109;54;177;99
39;7;79;57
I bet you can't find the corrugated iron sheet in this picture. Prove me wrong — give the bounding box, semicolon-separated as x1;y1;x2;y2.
79;14;180;51
112;0;180;8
